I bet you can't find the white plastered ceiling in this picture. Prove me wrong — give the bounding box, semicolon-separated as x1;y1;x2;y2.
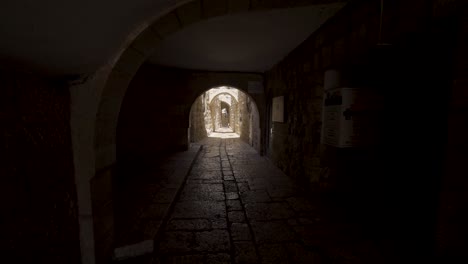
0;0;345;75
148;3;345;72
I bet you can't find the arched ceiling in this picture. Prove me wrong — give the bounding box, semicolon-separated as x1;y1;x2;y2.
149;4;345;73
0;0;180;75
0;0;345;76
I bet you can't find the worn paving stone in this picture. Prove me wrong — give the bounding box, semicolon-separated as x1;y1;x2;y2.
186;179;204;184
183;183;224;193
285;243;321;264
180;184;225;201
172;201;226;219
211;216;228;229
166;219;211;231
206;253;231;264
152;187;177;203
193;163;221;171
298;217;316;225
222;170;233;176
267;187;296;199
251;221;297;244
226;192;240;200
226;199;243;211
258;244;289;264
190;170;222;180
194;230;231;252
204;153;220;159
234;241;259;264
203;179;223;184
224;181;238;192
287;218;299;226
237;182;250;192
245;202;295;221
240;190;271;204
223;176;235;181
228;211;246;223
159;254;204;264
157;231;194;254
153;137;372;264
286;197;316;212
141;204;169;219
141;219;162;239
231;223;252;241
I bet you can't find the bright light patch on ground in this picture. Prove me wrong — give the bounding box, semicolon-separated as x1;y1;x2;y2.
209;128;240;138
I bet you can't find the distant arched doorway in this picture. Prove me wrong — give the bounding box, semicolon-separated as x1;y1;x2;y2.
189;86;261;151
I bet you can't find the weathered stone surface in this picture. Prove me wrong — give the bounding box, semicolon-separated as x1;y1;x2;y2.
258;244;289;263
222;170;233;176
245;202;295;221
223;176;235;181
152;188;177;203
240;190;271;204
166;219;211;231
237;182;250;192
190;170;223;180
231;223;252;241
211;217;228;229
159;254;204;264
234;241;259;264
226;192;240;200
250;221;296;244
286;197;315;212
228;211;246;223
180;183;225;201
158;231;194;254
224;181;238;192
285;243;321;264
226;199;243;211
0;70;81;263
172;201;226;219
194;230;231;252
206;253;231;264
141;204;168;219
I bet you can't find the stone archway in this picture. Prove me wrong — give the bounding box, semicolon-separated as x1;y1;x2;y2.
68;0;347;262
188;85;262;152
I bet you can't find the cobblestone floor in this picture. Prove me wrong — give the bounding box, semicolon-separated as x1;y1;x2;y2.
123;136;388;264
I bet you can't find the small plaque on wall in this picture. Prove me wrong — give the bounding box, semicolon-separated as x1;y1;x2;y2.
272;96;284;122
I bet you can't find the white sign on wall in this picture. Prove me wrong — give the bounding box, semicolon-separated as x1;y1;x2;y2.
272;96;284;123
321;87;382;147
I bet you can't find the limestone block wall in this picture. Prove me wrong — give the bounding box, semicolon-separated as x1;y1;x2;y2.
230;96;239;133
0;69;81;263
238;91;261;152
264;0;465;260
239;92;250;143
433;1;468;260
210;96;222;131
189;93;208;143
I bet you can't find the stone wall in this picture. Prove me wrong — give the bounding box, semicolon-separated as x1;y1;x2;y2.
238;91;261;153
433;1;468;261
189;94;208;143
239;92;249;143
210;96;222;131
0;69;81;263
264;0;464;260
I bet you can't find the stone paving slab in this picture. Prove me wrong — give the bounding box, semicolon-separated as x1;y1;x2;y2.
113;144;203;257
117;136;389;263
